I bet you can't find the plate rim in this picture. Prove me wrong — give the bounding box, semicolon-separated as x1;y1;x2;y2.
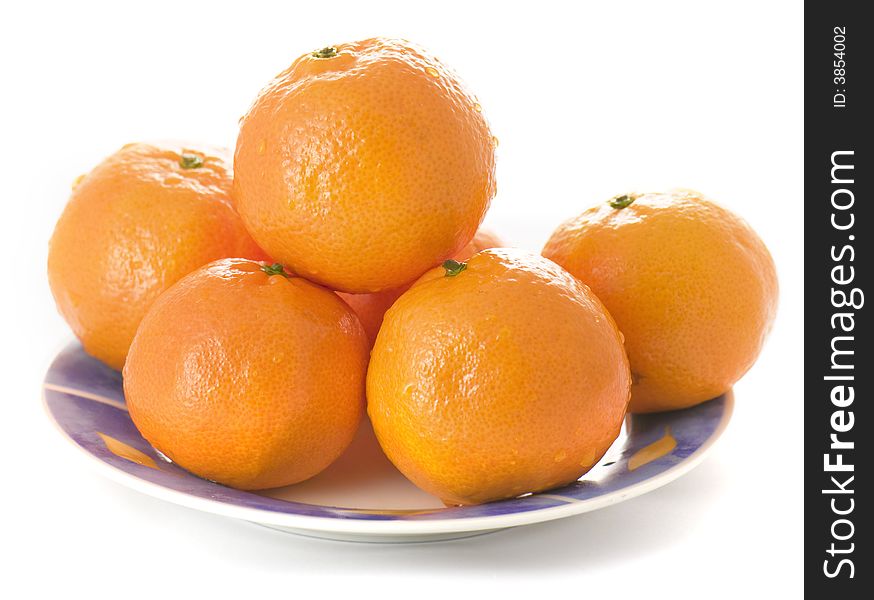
43;384;733;536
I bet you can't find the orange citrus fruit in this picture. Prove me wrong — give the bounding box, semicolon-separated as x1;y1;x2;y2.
454;227;505;262
543;189;778;413
367;248;631;505
48;142;266;370
123;258;369;490
337;287;405;349
233;37;497;293
338;227;504;346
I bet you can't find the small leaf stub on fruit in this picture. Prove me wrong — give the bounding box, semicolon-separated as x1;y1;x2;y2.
312;46;338;59
179;153;204;169
609;194;637;209
261;263;289;278
442;259;467;277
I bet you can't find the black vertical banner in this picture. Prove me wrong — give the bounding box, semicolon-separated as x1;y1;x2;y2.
806;2;870;595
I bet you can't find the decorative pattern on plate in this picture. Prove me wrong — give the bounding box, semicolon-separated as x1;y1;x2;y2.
44;343;731;539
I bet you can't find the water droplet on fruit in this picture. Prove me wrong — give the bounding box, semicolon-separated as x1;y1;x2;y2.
473;102;482;112
491;136;499;148
579;449;597;467
425;66;439;77
257;140;266;155
402;383;414;396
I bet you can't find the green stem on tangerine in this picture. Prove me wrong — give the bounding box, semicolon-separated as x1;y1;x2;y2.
609;193;638;209
179;153;203;169
442;259;467;277
312;46;338;59
261;263;289;278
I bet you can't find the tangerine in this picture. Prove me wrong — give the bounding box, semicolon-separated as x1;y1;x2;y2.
123;258;369;490
367;249;631;505
233;38;496;293
543;189;778;412
48;142;266;370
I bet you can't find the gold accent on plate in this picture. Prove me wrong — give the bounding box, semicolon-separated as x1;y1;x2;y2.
96;432;159;470
628;426;677;471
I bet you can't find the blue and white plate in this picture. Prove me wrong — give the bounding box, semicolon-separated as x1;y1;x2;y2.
43;343;732;543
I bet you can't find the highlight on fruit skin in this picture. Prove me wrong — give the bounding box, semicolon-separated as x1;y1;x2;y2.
123;258;370;490
233;37;497;294
543;188;778;413
47;142;267;370
366;248;631;505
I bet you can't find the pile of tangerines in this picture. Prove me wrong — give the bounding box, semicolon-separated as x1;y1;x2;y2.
48;38;777;506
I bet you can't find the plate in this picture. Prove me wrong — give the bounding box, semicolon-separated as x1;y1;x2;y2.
43;342;732;543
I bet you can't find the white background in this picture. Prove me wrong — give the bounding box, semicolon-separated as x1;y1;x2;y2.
2;1;803;597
